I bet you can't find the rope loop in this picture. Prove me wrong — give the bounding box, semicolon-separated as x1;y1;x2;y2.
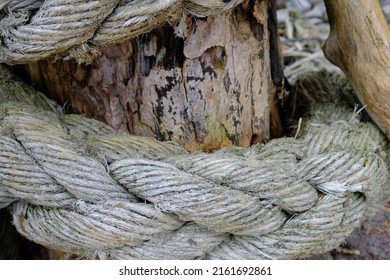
0;67;389;259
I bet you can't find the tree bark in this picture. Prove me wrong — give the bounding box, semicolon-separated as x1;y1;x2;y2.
21;0;284;152
323;0;390;139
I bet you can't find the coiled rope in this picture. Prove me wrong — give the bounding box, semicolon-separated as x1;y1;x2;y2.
0;0;244;64
0;66;389;259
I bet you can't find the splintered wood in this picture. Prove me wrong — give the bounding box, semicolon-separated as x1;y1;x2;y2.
24;0;283;152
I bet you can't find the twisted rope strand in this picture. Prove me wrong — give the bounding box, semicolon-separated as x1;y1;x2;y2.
0;69;389;259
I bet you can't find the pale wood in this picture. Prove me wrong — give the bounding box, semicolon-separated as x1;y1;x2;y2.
23;0;284;152
323;0;390;138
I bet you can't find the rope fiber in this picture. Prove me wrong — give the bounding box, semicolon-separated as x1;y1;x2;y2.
0;66;389;259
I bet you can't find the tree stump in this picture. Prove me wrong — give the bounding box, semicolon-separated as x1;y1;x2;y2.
21;0;284;153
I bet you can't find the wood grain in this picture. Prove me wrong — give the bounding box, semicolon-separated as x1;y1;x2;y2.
323;0;390;138
23;0;284;152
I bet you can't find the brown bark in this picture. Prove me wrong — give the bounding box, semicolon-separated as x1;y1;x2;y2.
323;0;390;139
22;0;284;152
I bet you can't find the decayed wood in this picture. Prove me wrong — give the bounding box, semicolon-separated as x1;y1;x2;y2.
323;0;390;138
23;0;284;152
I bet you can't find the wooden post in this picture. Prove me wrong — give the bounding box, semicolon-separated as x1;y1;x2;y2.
22;0;284;152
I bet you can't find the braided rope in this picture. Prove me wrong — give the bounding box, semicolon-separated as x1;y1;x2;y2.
0;67;389;259
0;0;243;64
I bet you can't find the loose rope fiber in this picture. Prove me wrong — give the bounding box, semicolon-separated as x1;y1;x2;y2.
0;0;244;64
0;66;389;259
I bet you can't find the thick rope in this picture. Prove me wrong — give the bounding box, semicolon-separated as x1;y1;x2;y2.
0;67;389;259
0;0;243;64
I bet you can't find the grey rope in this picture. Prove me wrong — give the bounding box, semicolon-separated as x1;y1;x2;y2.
0;67;389;259
0;0;243;64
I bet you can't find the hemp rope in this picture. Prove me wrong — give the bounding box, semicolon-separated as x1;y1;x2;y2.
0;0;244;64
0;66;389;259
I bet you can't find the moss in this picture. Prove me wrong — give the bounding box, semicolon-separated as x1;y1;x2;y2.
204;117;233;151
0;80;56;113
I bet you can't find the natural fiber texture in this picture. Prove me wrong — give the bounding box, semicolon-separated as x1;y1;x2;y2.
0;66;389;259
0;0;243;64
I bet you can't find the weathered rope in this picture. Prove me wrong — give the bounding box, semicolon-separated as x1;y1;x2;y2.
0;0;243;64
0;66;389;259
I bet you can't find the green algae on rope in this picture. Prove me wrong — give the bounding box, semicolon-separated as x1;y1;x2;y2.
0;66;389;259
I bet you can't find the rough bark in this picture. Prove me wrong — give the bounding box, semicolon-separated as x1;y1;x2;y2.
323;0;390;139
22;0;284;152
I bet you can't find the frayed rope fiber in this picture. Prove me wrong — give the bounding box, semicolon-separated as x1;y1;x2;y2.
0;0;243;64
0;66;389;259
